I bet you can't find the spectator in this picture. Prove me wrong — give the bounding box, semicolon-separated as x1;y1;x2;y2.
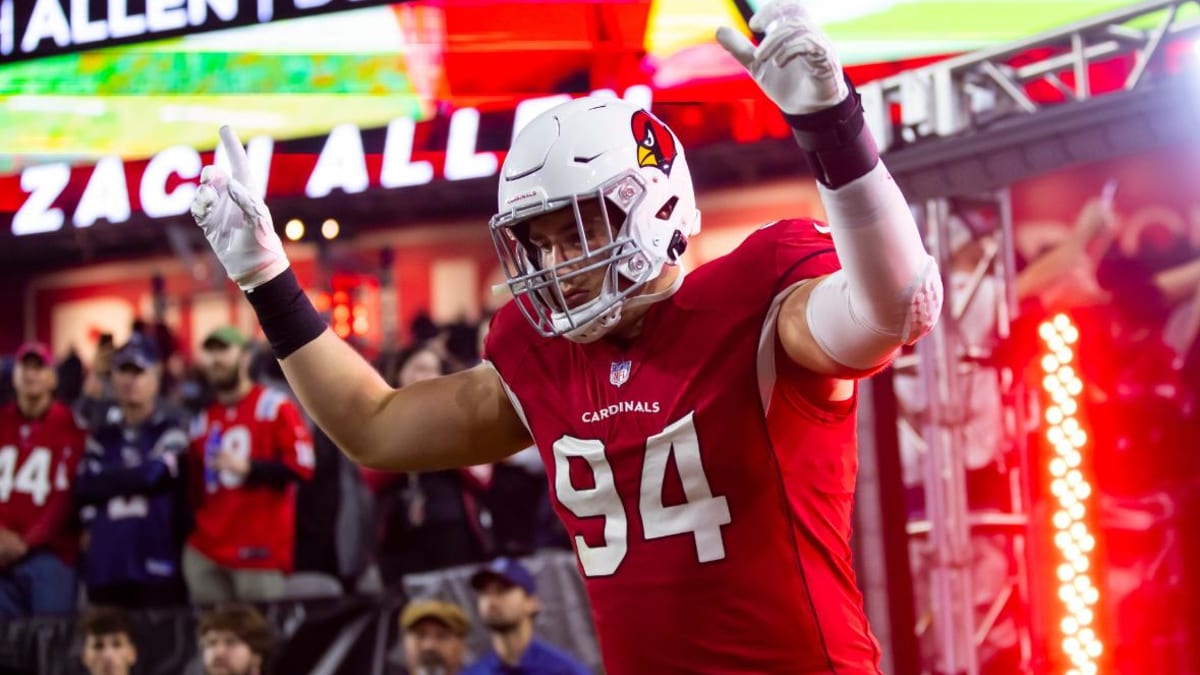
0;341;85;618
185;328;314;604
197;602;275;675
56;348;85;405
78;333;118;432
253;342;368;586
361;345;489;585
79;605;139;675
475;316;568;554
485;451;552;558
398;599;471;675
76;336;191;609
0;356;14;407
464;558;589;675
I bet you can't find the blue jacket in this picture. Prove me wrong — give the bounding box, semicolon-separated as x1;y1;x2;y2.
463;638;591;675
76;406;190;588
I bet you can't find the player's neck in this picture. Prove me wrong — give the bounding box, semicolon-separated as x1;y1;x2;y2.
16;394;51;420
215;379;254;406
490;620;534;666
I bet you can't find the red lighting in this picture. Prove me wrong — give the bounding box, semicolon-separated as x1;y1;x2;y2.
1039;313;1102;674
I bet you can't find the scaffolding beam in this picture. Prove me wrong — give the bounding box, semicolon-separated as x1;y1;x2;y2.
860;2;1200;673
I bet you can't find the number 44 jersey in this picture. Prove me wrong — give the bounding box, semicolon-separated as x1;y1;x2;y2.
0;400;85;567
485;220;882;675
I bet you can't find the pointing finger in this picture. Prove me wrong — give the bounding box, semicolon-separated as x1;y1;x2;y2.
715;26;756;69
219;126;254;191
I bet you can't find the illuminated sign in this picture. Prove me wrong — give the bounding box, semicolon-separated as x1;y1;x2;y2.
5;0;1153;243
0;0;400;63
9;86;652;236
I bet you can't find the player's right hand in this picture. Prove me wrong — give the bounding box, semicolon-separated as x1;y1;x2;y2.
190;127;290;291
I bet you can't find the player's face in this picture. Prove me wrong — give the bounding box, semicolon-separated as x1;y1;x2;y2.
13;356;55;400
81;632;137;675
200;630;261;675
199;344;245;392
476;580;538;633
517;199;618;311
112;363;160;408
402;620;465;674
398;349;442;387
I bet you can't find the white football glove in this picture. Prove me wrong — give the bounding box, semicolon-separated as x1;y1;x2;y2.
715;0;849;116
190;127;289;291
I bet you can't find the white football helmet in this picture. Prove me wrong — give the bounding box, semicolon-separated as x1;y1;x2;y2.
489;97;701;343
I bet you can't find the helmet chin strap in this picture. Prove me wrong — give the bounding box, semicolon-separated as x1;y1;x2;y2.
561;306;622;344
623;263;685;311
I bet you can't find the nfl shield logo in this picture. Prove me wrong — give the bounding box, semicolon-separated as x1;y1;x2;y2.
610;360;632;387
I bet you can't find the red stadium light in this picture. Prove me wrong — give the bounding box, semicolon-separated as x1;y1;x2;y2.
311;291;331;313
330;289;353;339
351;303;369;336
1039;313;1102;675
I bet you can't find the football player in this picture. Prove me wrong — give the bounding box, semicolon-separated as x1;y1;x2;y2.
191;1;942;672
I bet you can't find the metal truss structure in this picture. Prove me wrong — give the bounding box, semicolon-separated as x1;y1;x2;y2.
853;2;1200;673
862;0;1200;201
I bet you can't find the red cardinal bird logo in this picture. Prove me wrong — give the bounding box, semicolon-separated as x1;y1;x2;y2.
631;110;677;176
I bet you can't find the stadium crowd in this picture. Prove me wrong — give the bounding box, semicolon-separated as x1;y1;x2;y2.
0;313;589;674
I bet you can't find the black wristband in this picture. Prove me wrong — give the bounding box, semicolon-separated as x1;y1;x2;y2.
246;460;302;490
244;269;327;359
783;74;880;190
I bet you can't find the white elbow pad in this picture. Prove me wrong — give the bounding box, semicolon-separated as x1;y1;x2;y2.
807;262;942;370
806;163;943;370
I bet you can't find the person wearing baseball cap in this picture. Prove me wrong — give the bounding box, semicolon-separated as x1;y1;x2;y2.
0;340;83;618
202;326;248;351
78;333;191;610
464;558;589;675
15;342;53;366
398;599;470;675
111;335;161;373
186;321;314;605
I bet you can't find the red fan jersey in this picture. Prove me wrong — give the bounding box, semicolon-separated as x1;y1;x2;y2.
188;385;314;571
485;220;882;674
0;401;85;565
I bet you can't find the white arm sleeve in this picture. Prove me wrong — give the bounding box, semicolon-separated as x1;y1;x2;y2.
806;162;942;371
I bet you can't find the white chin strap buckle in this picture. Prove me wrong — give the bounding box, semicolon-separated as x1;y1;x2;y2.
559;304;622;343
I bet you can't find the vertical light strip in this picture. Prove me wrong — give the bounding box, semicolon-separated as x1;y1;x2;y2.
1039;313;1102;675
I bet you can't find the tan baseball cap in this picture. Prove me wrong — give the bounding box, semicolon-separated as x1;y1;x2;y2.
399;599;470;637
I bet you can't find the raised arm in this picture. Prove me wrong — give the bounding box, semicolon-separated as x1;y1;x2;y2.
191;129;532;471
1014;197;1116;303
718;1;942;380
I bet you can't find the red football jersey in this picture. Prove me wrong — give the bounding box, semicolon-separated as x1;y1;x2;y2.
0;401;84;565
486;220;882;674
188;385;314;571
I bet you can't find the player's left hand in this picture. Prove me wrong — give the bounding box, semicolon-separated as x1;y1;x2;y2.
715;0;849;115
